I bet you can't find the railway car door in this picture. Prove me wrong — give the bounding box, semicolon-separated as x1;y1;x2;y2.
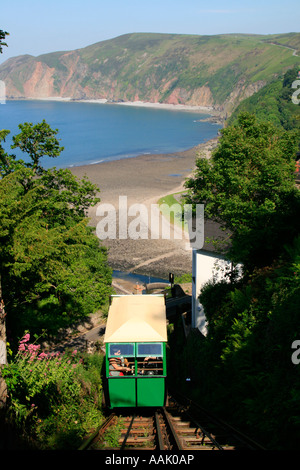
106;343;136;407
136;342;166;407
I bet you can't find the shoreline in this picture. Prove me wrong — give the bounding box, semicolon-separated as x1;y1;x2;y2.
6;97;220;278
5;96;220;278
70;137;218;279
7;95;220;116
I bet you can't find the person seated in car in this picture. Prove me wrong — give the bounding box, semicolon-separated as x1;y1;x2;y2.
109;347;132;376
143;356;161;375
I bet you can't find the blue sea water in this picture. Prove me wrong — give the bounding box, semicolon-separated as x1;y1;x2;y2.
0;100;221;169
113;270;169;285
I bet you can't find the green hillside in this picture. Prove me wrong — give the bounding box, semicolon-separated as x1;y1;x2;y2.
76;32;300;106
228;66;300;130
0;32;299;115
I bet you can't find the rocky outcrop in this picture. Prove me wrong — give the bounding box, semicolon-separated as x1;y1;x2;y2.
164;86;214;107
23;61;55;97
216;80;267;117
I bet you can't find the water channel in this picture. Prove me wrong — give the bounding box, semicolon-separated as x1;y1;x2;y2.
112;270;170;286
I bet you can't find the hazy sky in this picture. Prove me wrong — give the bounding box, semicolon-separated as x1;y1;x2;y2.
1;0;299;63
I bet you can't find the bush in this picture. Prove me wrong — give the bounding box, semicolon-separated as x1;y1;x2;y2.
2;333;104;449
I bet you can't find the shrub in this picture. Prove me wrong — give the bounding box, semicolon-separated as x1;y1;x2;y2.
2;333;104;449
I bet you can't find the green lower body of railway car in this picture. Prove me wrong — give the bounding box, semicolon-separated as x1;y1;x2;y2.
108;377;136;407
137;377;165;407
108;377;165;408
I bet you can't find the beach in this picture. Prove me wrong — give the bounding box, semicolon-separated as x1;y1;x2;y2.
4;97;221;281
35;97;217;114
71;137;218;280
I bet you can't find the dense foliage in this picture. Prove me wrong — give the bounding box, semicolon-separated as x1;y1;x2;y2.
185;112;300;272
0;121;112;340
2;333;104;449
177;112;300;449
228;66;300;132
0;29;8;54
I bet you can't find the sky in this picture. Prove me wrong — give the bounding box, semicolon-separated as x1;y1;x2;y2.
1;0;300;64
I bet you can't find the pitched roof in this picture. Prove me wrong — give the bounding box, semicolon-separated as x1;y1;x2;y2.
104;295;167;343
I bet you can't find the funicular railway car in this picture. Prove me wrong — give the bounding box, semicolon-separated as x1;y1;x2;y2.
103;294;168;408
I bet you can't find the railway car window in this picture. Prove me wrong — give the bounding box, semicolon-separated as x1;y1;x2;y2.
137;343;163;356
137;356;163;375
108;343;135;357
136;343;163;376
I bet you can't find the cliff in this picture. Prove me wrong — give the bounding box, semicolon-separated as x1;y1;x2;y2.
0;32;299;116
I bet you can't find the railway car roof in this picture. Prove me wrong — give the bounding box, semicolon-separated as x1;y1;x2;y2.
104;295;167;343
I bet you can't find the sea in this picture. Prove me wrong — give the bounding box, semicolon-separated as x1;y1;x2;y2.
0;99;221;283
0;99;221;169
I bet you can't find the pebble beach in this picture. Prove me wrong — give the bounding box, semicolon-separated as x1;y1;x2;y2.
70;137;218;280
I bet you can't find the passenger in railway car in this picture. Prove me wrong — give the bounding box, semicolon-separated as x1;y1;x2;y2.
109;347;132;376
142;356;162;375
144;356;158;363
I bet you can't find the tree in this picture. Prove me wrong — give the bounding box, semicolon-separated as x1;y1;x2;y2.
0;29;111;350
0;30;8;54
183;113;300;448
11;120;64;174
185;112;300;271
0;123;112;341
228;67;300;133
0;29;9;410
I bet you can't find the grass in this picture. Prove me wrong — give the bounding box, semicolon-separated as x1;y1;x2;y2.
157;192;188;231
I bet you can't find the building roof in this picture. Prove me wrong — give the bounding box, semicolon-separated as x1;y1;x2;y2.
104;295;167;343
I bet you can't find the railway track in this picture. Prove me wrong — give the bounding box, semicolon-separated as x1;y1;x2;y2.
168;390;265;450
79;392;265;451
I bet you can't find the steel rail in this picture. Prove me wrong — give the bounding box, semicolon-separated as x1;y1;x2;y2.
183;408;224;450
169;389;266;450
162;406;224;450
155;411;166;450
161;407;183;450
78;413;116;450
79;391;265;451
120;414;136;450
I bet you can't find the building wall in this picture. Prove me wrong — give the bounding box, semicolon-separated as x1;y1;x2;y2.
192;249;236;336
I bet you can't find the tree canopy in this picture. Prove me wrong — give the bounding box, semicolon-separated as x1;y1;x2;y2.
11;120;65;173
0;30;8;54
185;112;300;271
181;112;300;449
0;122;112;340
228;67;300;132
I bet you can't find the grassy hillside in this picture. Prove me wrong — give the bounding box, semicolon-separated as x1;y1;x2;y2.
0;32;299;114
228;66;300;130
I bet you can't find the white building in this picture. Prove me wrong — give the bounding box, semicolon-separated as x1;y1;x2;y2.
190;220;240;336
